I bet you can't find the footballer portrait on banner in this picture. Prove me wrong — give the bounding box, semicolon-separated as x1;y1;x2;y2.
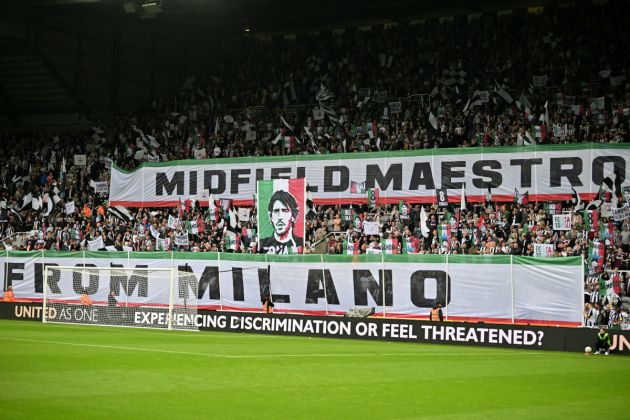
257;178;305;254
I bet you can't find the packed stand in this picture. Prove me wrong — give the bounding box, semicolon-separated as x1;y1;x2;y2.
0;2;629;326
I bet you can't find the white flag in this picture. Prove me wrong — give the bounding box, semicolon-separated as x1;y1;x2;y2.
428;112;438;130
420;207;430;238
88;236;105;251
31;196;42;211
64;201;76;215
167;215;181;229
21;193;33;210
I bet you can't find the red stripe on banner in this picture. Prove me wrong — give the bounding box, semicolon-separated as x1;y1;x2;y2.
216;306;581;327
196;304;223;311
233;199;255;207
313;192;597;206
10;299;583;327
109;199;258;208
381;313;580;327
109;200;180;207
112;192;597;208
288;178;306;240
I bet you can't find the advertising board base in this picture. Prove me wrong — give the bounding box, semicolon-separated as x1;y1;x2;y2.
2;303;628;355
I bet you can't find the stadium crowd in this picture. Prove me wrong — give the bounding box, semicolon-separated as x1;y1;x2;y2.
0;1;629;326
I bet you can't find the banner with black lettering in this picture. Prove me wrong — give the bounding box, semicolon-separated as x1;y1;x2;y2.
109;144;630;206
1;251;582;326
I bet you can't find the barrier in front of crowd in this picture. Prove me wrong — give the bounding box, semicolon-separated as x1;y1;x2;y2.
2;303;628;355
1;251;583;326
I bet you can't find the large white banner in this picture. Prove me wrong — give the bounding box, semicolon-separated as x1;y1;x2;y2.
1;252;582;326
109;144;630;206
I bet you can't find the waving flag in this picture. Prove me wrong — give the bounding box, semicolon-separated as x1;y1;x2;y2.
241;228;256;241
600;223;614;241
343;241;360;255
572;187;584;213
316;83;339;124
514;189;529;205
583;210;599;232
351;181;366;194
399;200;410;220
353;212;364;232
403;236;419;254
185;220;198;235
367;188;379;207
207;195;220;222
167;215;181;229
544;203;561;215
437;224;451;244
589;240;605;273
224;231;241;251
420;207;430;238
460;185;467;211
381;238;399;254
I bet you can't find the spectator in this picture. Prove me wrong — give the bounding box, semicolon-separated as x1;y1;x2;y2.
3;286;15;302
594;327;611;355
430;302;444;322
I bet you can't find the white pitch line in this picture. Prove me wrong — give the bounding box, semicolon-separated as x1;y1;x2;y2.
0;337;549;359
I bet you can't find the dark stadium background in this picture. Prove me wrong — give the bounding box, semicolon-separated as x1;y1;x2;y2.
0;0;561;129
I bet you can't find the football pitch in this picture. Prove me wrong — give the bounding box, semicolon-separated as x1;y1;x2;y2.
0;319;628;419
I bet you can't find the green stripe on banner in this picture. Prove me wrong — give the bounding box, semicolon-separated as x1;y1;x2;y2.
42;251;83;258
219;253;269;263
172;252;218;261
112;142;630;173
264;254;324;264
448;255;512;265
123;252;174;260
322;254;384;264
386;254;447;264
8;251;42;258
84;251;129;259
513;256;582;266
257;179;275;241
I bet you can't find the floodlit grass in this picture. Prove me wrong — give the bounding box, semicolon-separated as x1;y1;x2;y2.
0;319;628;419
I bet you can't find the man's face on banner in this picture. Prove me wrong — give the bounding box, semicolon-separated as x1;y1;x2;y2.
270;199;293;236
401;203;409;215
624;186;630;204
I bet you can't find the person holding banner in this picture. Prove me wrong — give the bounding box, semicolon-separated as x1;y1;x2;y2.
260;190;303;254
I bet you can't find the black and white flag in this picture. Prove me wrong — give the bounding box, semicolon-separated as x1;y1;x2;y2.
316;83;339;124
108;205;133;222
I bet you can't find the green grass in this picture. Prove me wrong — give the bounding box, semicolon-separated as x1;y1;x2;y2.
0;320;628;419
